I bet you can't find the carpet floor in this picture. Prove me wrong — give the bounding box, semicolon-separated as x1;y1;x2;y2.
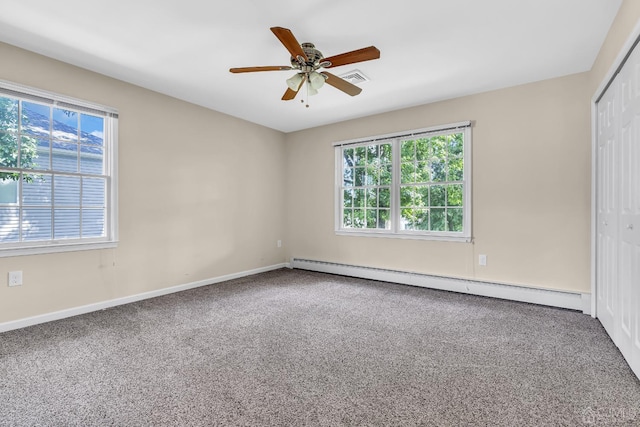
1;268;639;426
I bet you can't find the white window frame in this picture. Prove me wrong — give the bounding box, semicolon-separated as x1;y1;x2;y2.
334;121;472;242
0;80;118;257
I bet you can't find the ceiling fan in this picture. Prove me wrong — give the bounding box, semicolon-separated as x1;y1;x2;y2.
229;27;380;104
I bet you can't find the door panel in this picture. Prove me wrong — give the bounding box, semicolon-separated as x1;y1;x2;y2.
596;85;618;338
597;38;640;378
618;46;640;373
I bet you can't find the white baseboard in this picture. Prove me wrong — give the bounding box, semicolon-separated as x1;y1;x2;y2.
291;258;591;314
0;263;289;333
1;260;591;334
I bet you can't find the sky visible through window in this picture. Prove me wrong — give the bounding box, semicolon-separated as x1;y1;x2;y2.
24;102;104;139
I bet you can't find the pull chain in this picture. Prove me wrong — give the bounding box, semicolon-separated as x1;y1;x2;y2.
305;77;310;108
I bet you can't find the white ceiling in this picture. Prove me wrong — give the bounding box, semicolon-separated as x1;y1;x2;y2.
0;0;623;133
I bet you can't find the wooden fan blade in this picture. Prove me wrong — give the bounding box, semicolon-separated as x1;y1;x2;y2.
321;71;362;96
271;27;308;61
323;46;380;68
229;66;293;73
281;88;298;101
282;75;306;101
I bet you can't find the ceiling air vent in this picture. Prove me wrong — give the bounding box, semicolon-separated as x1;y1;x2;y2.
337;69;370;85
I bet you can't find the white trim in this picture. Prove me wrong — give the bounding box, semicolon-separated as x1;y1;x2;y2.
291;258;589;313
590;101;598;318
334;147;342;232
0;263;289;333
590;98;598;318
0;240;118;258
108;116;119;244
582;293;592;316
463;125;472;236
335;230;472;242
590;18;640;319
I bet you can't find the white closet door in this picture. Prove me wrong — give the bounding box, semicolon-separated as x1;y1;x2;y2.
596;38;640;378
617;42;640;371
596;79;618;339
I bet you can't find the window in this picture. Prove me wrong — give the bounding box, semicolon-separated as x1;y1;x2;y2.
335;122;471;241
0;81;118;256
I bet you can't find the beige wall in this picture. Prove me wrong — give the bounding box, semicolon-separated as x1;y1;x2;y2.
589;0;640;96
284;0;640;295
285;73;591;293
0;42;288;323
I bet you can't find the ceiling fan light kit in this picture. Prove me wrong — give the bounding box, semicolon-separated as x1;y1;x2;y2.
230;27;380;106
308;71;325;90
286;73;304;91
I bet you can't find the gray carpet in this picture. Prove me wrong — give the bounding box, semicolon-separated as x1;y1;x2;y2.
1;269;639;426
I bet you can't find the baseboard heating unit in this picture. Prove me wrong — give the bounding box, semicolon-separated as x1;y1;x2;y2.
290;258;591;314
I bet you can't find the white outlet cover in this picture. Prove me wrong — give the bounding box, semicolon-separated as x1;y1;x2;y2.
8;271;23;286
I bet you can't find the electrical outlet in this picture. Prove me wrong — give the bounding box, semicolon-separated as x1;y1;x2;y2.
8;271;23;287
277;240;282;248
479;254;487;266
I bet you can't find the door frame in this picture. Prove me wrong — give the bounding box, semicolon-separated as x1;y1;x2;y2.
591;19;640;318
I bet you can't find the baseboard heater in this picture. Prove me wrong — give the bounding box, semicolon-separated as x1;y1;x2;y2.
290;258;590;314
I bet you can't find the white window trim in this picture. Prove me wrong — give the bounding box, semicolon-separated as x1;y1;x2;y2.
334;121;472;242
0;80;118;257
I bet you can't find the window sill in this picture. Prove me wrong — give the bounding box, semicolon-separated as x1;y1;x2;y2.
0;240;118;257
336;230;471;243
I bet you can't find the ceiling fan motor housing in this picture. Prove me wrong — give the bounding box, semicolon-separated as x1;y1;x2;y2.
291;43;325;71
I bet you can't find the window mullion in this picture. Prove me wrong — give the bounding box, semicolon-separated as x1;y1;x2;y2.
463;127;472;235
391;138;401;233
18;173;23;242
50;175;55;241
79;177;83;239
17;102;22;169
